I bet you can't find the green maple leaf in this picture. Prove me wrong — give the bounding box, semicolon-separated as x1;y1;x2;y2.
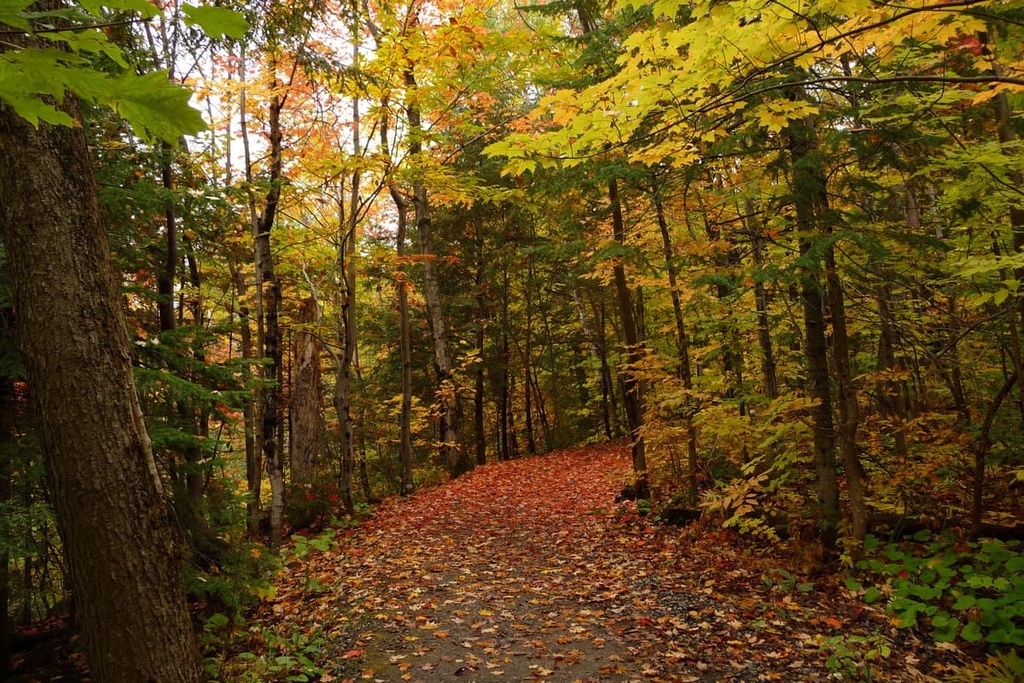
181;5;250;40
107;71;207;143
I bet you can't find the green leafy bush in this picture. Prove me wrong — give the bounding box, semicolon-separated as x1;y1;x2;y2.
848;532;1024;647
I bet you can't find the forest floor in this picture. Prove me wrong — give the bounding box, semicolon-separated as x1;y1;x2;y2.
250;442;975;683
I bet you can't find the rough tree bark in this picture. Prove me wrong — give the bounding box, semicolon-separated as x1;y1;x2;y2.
0;88;203;683
292;295;323;486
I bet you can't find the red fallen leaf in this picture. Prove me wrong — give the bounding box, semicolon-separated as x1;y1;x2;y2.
823;617;843;628
341;649;364;659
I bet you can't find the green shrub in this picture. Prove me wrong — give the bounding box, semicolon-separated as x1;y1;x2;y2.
848;532;1024;647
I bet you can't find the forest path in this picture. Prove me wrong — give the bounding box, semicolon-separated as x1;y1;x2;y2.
257;443;951;682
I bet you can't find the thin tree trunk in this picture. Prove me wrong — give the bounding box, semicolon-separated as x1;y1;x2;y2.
474;217;488;467
608;178;648;494
875;284;910;460
391;185;415;495
499;331;511;461
747;205;780;400
825;247;867;547
229;258;260;534
596;299;620;438
333;16;365;511
786;106;840;549
236;46;262;536
523;277;537;455
333;185;356;512
971;372;1018;539
0;79;203;682
157;145;178;334
403;63;469;476
654;191;700;501
253;78;286;550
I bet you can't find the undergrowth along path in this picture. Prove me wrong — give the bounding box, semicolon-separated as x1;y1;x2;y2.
254;443;966;682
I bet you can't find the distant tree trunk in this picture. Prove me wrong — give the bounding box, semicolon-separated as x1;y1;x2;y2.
474;217;488;467
229;258;260;534
654;191;700;501
292;296;323;486
536;277;557;448
825;246;867;546
157;145;178;334
333;187;356;512
149;145;225;563
508;369;520;458
873;187;919;462
0;86;203;683
523;275;537;455
747;205;780;400
786;107;840;549
971;372;1018;539
574;289;615;440
608;178;648;494
403;60;469;477
499;331;512;461
236;48;262;537
333;22;365;511
389;185;415;495
498;260;516;461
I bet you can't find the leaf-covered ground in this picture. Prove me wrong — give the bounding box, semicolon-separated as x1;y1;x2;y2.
251;443;971;682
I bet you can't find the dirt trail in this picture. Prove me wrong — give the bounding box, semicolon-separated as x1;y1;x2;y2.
259;443;962;682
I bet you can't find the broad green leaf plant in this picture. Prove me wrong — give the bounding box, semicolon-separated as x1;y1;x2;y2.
0;0;248;142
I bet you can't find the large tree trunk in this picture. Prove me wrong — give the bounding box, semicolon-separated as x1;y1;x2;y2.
0;90;202;683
